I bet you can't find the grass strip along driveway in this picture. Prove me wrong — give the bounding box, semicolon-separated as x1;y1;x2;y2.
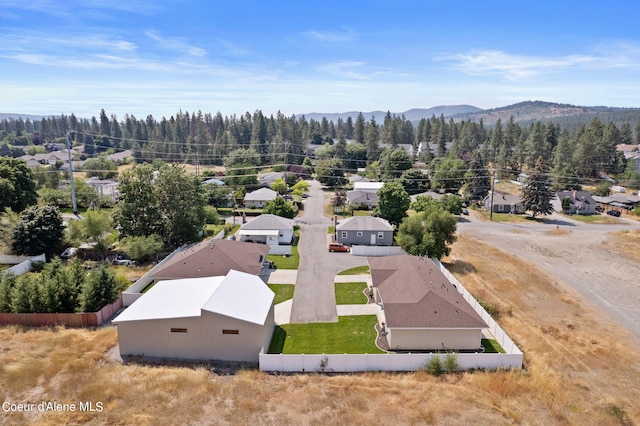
335;282;368;304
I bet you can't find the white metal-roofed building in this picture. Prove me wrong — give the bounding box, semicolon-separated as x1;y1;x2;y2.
112;270;275;362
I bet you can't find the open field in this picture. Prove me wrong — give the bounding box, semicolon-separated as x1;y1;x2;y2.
1;235;638;424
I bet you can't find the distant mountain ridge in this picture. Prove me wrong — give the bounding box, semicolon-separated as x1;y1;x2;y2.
304;100;640;128
0;113;48;121
3;101;640;128
302;105;482;124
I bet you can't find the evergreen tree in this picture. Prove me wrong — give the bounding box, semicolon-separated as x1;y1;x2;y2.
521;157;554;218
79;266;120;312
464;152;490;201
353;113;365;144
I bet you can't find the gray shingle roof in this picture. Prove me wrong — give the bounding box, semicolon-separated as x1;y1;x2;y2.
244;187;278;201
336;216;393;232
240;214;295;231
369;255;487;329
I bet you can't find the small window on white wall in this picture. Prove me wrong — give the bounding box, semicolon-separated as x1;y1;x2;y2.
341;231;347;238
357;231;363;237
378;232;384;239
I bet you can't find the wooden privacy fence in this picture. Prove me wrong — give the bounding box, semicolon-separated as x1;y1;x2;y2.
0;297;123;327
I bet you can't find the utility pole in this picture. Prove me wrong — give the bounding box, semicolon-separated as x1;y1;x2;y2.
65;131;79;216
489;169;496;221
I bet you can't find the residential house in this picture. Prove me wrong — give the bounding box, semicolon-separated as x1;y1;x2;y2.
238;214;295;255
258;172;285;188
483;192;525;214
552;190;596;215
122;239;270;306
244;187;278;208
353;181;384;193
369;255;488;351
593;193;640;212
107;149;132;165
336;216;394;246
346;189;378;209
113;270;275;363
86;176;119;201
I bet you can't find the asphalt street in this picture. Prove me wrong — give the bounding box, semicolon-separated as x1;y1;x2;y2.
289;180;368;323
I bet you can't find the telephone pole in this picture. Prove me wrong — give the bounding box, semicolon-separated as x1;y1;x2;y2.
65;131;78;216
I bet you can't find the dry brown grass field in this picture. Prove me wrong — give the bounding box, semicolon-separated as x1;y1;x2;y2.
1;235;639;425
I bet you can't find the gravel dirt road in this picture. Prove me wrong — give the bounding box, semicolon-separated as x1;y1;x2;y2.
458;212;640;343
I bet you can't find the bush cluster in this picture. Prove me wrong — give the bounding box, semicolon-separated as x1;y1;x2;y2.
0;259;124;313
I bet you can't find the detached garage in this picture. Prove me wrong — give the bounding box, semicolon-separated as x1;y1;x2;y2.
112;270;275;363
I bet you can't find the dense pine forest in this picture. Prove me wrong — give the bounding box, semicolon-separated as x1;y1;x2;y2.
1;105;640;194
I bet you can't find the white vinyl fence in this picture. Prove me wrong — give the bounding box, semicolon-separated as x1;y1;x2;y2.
259;350;523;373
350;245;405;257
1;254;46;277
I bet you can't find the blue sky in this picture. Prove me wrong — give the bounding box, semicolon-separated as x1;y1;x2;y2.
1;0;639;118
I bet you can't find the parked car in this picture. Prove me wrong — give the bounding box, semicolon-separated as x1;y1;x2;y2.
60;247;77;259
607;210;621;217
113;258;136;266
461;208;469;215
328;242;350;252
595;206;605;213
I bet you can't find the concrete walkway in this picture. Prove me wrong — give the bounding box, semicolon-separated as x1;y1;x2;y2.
275;300;384;326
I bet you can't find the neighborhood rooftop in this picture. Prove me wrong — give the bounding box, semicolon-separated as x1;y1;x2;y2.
369;255;488;329
336;216;393;231
149;238;269;280
113;270;274;326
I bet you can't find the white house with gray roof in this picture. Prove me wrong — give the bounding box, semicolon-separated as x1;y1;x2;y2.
113;270;275;363
336;216;394;246
244;187;278;208
238;214;295;254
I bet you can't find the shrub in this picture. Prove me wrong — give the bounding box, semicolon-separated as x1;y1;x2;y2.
425;356;444;376
424;353;459;376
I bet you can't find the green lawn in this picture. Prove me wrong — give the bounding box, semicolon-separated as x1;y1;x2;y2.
335;282;368;304
480;212;539;223
268;315;384;354
481;338;505;354
267;284;295;304
565;214;623;224
337;265;370;275
267;245;299;269
266;228;300;269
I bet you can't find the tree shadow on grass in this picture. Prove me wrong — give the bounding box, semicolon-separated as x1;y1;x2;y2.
442;259;476;276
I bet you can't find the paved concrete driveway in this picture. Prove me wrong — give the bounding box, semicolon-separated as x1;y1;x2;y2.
289;180;368;323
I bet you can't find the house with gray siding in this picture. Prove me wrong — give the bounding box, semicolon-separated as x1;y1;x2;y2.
552;190;597;215
336;216;394;246
483;192;525;214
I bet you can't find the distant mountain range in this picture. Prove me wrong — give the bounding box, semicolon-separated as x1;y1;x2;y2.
4;101;640;129
304;100;640;128
302;105;482;124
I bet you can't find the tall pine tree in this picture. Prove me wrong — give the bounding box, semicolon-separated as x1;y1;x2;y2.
521;157;554;218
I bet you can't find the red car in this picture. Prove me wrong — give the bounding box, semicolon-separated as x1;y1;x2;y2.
328;243;350;252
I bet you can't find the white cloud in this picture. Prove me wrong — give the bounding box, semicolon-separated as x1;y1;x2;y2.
145;31;208;57
320;61;369;79
441;44;640;79
303;29;355;43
